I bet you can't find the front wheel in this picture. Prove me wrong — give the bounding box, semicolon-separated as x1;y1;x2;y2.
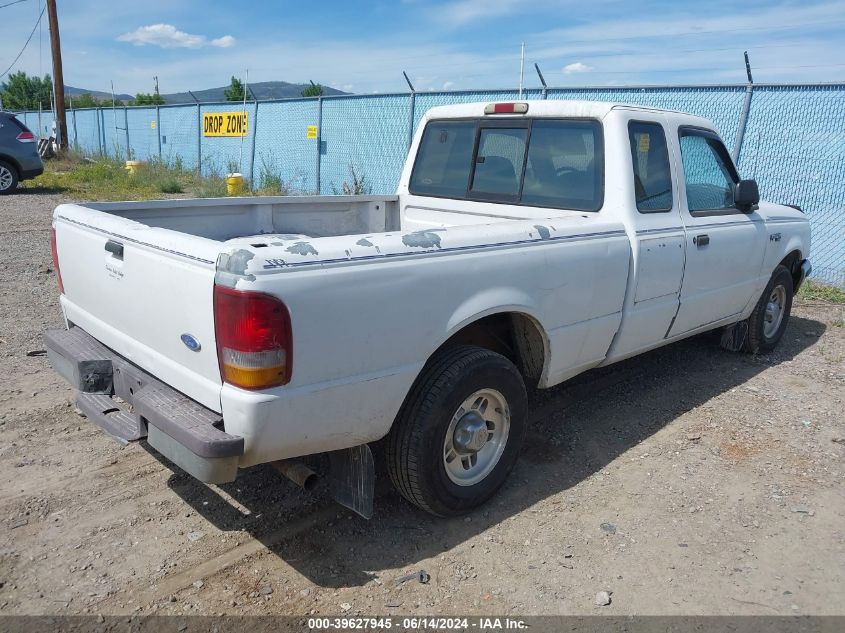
744;264;794;353
385;346;527;516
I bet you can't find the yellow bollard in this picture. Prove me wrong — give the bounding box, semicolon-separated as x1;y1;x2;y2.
226;173;245;196
125;160;143;175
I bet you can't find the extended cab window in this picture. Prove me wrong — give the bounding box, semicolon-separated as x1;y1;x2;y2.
679;129;739;213
410;118;603;211
628;121;672;212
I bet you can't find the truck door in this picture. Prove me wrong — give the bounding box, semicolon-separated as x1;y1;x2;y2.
604;116;686;363
668;127;767;336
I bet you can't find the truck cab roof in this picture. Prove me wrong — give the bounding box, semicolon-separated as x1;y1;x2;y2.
421;99;714;129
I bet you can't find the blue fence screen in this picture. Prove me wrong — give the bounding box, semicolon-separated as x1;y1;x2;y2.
23;82;845;286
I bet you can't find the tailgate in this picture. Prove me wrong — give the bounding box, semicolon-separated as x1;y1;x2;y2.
53;204;223;411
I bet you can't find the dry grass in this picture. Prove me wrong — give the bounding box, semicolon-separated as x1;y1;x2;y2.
798;280;845;304
25;151;285;201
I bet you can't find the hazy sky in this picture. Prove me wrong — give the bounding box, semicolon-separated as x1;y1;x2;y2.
2;0;844;94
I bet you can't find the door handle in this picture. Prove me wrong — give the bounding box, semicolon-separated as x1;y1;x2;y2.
693;234;710;247
105;240;124;260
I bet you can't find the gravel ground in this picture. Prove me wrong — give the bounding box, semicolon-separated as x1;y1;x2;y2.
0;188;843;617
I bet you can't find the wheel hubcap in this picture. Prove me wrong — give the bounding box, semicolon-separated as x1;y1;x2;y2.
0;166;12;191
453;412;489;454
763;284;786;339
443;389;510;487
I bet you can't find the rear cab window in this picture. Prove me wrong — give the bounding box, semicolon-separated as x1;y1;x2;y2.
410;118;604;211
470;126;528;200
409;121;475;198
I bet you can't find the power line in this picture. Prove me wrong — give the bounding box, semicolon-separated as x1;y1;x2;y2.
38;0;43;78
0;4;45;80
240;21;845;83
513;17;845;51
0;0;29;9
300;16;845;74
542;63;845;76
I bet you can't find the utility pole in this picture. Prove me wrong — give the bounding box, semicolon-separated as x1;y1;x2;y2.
46;0;67;149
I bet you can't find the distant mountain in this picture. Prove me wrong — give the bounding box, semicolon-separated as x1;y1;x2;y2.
63;81;347;105
65;85;134;102
161;81;348;104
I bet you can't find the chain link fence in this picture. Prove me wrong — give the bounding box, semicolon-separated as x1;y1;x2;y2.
253;99;319;193
738;84;845;287
15;82;845;286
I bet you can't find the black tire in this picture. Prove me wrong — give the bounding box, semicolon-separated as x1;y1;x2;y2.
744;264;793;354
386;345;528;516
0;160;19;195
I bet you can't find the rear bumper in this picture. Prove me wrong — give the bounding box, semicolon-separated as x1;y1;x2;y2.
44;326;243;483
20;164;44;180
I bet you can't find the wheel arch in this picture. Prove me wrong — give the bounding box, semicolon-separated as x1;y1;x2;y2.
427;308;549;388
0;154;22;176
778;249;803;290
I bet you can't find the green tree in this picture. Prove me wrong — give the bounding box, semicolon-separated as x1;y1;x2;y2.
224;76;245;101
132;92;165;106
66;93;100;109
301;83;324;97
0;71;53;110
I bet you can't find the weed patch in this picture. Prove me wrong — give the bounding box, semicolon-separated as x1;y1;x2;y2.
798;280;845;304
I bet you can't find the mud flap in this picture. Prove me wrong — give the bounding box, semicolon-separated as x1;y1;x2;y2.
720;320;749;352
327;444;375;519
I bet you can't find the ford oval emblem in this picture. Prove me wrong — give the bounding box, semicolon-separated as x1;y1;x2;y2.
180;333;201;352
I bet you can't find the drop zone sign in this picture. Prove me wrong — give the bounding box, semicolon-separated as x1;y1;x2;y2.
203;112;249;137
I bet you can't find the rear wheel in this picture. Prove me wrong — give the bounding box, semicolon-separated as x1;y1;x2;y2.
744;264;793;353
386;346;527;516
0;161;19;194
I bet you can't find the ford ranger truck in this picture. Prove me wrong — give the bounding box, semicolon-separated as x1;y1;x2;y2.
45;101;811;518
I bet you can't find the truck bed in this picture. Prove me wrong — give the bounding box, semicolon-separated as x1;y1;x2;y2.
82;193;574;243
53;193;629;426
85;195;404;242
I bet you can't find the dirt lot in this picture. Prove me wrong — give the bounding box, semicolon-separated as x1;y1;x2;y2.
1;189;843;617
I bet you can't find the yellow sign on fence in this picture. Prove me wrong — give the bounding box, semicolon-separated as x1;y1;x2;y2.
203;112;249;137
306;125;319;139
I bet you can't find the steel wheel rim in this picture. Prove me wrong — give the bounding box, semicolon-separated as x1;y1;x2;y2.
0;166;12;191
764;284;786;338
443;388;510;487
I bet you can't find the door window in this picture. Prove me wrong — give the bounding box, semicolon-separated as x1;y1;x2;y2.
628;121;672;212
679;130;738;213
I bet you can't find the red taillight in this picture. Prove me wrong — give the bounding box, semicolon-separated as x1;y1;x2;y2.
50;228;64;294
213;285;292;390
484;102;529;115
16;130;36;143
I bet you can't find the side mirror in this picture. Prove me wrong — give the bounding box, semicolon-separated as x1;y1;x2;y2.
735;179;759;212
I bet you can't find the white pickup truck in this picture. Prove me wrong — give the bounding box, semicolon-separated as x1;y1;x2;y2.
46;100;811;518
